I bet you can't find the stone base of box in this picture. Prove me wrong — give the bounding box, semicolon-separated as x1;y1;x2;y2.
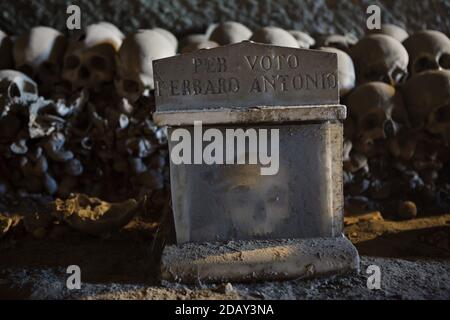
160;236;360;283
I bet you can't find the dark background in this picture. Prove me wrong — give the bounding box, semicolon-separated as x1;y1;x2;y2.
0;0;449;37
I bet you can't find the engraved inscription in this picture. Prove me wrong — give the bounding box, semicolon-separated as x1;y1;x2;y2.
249;73;337;93
154;42;339;109
164;77;240;96
156;54;336;97
193;57;228;73
245;54;299;71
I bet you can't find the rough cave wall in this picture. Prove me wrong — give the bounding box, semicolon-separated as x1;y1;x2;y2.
0;0;449;38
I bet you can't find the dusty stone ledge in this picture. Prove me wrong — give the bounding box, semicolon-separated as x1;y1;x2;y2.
154;104;346;126
160;236;360;283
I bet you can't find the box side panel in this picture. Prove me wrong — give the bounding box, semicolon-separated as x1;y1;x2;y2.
328;121;344;236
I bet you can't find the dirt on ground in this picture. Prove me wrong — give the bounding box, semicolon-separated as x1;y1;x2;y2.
0;203;449;300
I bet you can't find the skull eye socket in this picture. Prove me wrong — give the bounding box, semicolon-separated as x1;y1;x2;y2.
78;66;90;79
391;68;407;84
362;114;382;130
23;81;38;95
414;56;437;73
438;53;450;69
90;56;107;71
8;83;21;98
65;55;80;70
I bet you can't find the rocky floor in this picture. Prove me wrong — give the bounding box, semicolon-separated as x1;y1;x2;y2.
1;256;450;299
1;211;449;300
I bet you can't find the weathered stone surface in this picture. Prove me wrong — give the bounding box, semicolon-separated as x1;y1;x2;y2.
161;237;360;283
154;104;346;126
0;0;448;38
154;42;338;110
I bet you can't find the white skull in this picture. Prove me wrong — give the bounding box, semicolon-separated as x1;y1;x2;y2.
0;30;13;70
250;27;299;48
62;22;124;90
13;26;66;86
347;82;405;155
0;70;38;101
209;21;252;45
153;28;178;51
367;24;409;42
403;30;450;76
319;47;355;96
350;34;409;86
403;70;450;143
115;30;176;102
0;70;38;116
288;30;315;49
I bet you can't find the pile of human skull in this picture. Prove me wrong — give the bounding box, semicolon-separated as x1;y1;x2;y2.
343;27;450;219
0;23;174;217
183;23;450;220
0;21;449;223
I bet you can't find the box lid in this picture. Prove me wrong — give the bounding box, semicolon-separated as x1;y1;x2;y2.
153;41;340;113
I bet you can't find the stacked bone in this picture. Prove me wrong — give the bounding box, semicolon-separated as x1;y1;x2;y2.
0;21;449;225
343;28;450;219
0;23;176;214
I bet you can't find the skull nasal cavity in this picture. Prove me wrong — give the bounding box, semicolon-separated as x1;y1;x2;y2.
438;54;450;69
384;119;396;137
90;56;107;70
79;66;90;79
8;83;21;97
415;56;438;73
